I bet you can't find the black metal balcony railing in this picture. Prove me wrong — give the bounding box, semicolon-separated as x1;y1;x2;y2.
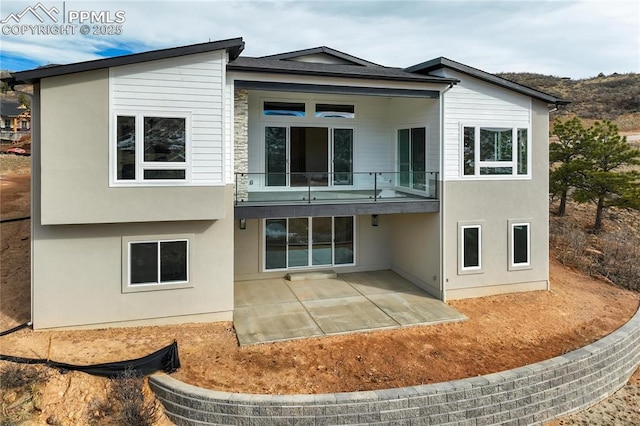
234;171;438;205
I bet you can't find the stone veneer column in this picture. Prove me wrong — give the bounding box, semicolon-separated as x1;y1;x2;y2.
234;89;249;202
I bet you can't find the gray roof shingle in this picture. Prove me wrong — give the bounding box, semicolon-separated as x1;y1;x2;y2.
228;57;458;85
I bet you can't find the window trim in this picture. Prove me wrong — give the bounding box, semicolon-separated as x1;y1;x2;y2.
121;234;193;293
262;216;356;271
508;220;532;270
111;111;192;187
458;221;483;275
460;124;531;179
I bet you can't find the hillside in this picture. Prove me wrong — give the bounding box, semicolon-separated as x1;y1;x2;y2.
497;72;640;131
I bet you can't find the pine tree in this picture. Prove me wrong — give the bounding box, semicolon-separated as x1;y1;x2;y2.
549;117;588;216
572;121;640;232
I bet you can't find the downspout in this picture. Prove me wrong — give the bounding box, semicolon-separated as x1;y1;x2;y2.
439;83;454;302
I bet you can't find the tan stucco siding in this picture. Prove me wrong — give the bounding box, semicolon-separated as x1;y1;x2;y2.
32;187;235;329
443;100;549;299
39;69;227;225
389;213;441;298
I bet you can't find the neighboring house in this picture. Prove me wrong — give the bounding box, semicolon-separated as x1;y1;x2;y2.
0;99;31;141
6;37;567;329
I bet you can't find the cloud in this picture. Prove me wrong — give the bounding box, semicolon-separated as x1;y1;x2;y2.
0;0;638;78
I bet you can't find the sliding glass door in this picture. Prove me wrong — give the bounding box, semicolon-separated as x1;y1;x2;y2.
397;127;426;191
264;216;355;270
265;127;353;188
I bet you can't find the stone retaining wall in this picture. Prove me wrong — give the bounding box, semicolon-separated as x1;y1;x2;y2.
150;307;640;425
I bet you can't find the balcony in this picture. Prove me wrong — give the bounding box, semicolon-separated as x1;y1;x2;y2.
234;171;440;218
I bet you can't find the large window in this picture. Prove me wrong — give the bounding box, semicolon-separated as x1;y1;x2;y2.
463;126;529;177
397;127;426;190
123;237;190;292
115;113;189;183
459;223;482;274
265;216;354;270
510;222;531;269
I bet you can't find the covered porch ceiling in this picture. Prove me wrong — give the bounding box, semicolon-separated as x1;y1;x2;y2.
234;80;442;98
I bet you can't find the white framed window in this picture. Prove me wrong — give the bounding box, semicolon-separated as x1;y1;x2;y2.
263;101;306;117
458;221;483;274
509;220;531;270
113;112;191;184
315;103;355;119
264;216;355;270
462;125;529;178
122;235;192;293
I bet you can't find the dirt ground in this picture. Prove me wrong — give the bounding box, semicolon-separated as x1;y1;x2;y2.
1;161;639;424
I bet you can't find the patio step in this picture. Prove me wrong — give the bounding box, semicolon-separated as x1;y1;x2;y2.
286;271;337;281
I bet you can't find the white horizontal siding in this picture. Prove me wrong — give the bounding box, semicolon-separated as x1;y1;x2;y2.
389;97;440;174
442;70;532;180
244;90;440;190
111;51;228;184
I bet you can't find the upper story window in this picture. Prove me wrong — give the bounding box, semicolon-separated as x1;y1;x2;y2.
263;101;306;117
115;113;189;183
463;126;529;177
315;104;355;119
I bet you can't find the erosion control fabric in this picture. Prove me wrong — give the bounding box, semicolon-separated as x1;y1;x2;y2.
0;340;181;378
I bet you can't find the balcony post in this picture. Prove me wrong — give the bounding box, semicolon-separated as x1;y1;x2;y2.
374;172;378;201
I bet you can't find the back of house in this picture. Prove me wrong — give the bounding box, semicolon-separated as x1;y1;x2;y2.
6;37;566;329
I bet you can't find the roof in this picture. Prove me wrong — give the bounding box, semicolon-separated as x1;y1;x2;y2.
7;37;245;85
258;46;383;67
0;100;29;117
228;57;459;85
406;57;569;105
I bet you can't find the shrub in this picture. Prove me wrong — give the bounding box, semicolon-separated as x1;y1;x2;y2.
88;369;162;426
0;364;49;425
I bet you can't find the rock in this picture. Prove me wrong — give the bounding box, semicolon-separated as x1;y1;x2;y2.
46;414;61;425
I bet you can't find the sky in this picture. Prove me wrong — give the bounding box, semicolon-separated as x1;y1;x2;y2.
0;0;638;79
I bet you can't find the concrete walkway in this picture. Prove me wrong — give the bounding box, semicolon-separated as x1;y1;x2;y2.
233;270;466;345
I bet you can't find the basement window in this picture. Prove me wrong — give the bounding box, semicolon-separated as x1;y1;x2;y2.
458;221;483;275
122;236;192;293
509;221;531;270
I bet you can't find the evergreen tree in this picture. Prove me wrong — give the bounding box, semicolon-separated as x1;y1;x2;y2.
549;117;588;216
572;121;640;232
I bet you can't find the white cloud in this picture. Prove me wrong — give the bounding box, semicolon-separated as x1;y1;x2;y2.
1;0;638;78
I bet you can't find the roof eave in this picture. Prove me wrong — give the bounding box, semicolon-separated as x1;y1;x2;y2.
9;37;245;85
227;64;459;85
406;58;569;106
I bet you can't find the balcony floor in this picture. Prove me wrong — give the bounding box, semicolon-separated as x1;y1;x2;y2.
235;188;439;218
233;270;466;345
238;188;430;204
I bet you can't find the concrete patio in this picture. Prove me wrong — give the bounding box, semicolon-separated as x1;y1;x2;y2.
233;270;466;345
